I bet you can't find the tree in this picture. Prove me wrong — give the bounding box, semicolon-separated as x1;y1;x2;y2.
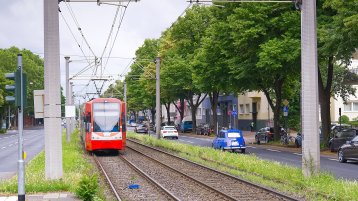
317;0;358;146
227;3;301;140
192;6;235;134
169;5;212;132
126;39;159;122
0;47;44;128
102;80;124;100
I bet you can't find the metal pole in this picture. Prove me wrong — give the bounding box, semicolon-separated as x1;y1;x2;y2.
70;82;74;134
65;56;70;142
124;81;127;123
17;54;25;201
44;0;63;179
8;105;11;129
155;57;161;139
301;0;320;177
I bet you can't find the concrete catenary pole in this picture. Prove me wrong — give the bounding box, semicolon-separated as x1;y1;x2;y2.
17;54;25;201
65;56;70;142
155;57;161;139
44;0;63;179
301;0;320;177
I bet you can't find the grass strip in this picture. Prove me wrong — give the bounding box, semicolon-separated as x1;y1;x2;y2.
0;130;94;195
128;132;358;201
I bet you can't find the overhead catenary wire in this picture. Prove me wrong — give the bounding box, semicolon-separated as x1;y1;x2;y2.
59;10;92;65
102;0;131;73
64;0;98;58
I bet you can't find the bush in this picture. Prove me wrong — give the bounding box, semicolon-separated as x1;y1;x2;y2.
75;174;99;201
0;129;6;134
339;115;350;124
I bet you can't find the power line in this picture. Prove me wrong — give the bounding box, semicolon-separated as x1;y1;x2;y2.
102;0;131;73
64;0;97;58
59;9;92;65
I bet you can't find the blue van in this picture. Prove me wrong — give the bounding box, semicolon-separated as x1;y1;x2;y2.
180;121;193;133
212;129;246;153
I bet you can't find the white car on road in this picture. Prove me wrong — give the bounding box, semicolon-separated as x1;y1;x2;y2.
160;126;178;139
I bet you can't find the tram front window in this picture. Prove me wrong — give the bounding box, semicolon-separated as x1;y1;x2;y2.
93;102;120;132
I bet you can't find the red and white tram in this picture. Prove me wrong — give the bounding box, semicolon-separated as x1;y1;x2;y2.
81;98;126;151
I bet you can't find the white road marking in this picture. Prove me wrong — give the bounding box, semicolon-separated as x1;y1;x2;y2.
178;139;194;144
328;158;338;161
1;147;6;149
266;149;281;152
293;153;302;156
8;144;13;147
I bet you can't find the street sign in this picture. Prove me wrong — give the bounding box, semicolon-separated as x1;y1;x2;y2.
228;110;232;116
283;106;288;116
232;110;237;116
283;99;289;106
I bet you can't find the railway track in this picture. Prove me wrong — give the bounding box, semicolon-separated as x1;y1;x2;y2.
94;152;179;201
127;139;301;201
93;139;300;201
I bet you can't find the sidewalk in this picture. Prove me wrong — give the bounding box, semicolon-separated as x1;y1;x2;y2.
0;193;80;201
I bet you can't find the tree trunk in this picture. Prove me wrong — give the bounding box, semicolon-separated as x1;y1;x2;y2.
173;98;185;124
263;77;284;141
209;91;219;135
187;93;208;133
318;56;334;147
150;107;156;124
165;103;171;124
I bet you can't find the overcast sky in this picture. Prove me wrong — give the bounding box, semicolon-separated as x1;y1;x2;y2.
0;0;190;102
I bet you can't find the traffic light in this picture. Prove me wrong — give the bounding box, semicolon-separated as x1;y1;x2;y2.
5;70;27;107
339;108;341;116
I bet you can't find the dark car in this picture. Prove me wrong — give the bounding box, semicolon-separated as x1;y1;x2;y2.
212;129;246;153
329;128;358;152
134;124;148;134
180;121;193;133
338;135;358;163
255;127;274;144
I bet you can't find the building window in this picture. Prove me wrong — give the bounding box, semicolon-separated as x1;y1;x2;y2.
245;104;250;114
344;102;352;111
353;102;358;111
196;108;202;116
239;104;245;114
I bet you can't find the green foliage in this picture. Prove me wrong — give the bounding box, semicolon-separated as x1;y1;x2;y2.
0;47;44;121
339;115;350;124
75;174;99;201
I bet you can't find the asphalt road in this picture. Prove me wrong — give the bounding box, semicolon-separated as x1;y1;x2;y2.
0;127;44;180
138;128;357;181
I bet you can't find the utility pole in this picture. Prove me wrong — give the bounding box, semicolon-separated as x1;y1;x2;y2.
44;0;63;179
65;56;71;142
124;80;127;123
17;54;25;201
301;0;320;177
70;82;74;134
155;57;161;139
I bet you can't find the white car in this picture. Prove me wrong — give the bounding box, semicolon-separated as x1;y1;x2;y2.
160;126;178;139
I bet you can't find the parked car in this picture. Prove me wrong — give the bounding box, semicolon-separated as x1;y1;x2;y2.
160;126;178;139
180;121;193;133
134;124;148;134
329;128;358;152
338;135;358;163
212;129;246;153
255;127;274;144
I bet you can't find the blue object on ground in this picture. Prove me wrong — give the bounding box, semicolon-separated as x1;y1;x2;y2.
128;184;140;189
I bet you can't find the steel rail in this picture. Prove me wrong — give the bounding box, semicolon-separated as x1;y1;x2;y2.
119;154;181;201
126;146;237;201
128;139;300;201
93;155;122;201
